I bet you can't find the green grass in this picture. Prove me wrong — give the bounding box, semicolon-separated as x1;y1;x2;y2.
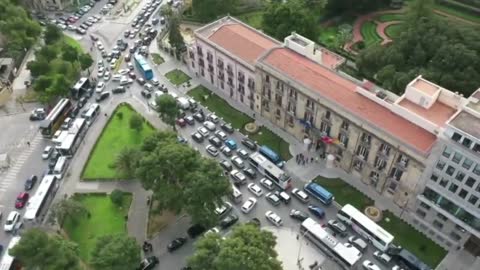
63;35;83;52
385;23;404;39
250;127;292;161
434;3;480;24
187;85;253;129
380;211;447;268
313;176;374;210
376;13;405;22
165;69;191;86
151;53;165;65
82;104;156;180
360;21;382;46
237;11;264;29
317;26;339;48
64;193;132;261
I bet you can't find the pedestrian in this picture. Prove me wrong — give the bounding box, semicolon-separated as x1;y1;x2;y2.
104;113;108;117
26;141;30;147
310;157;314;163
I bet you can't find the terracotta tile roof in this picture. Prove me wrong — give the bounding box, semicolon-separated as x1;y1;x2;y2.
262;48;437;154
206;23;279;66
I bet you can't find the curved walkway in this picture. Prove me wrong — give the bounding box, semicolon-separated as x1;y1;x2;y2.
377;20;402;45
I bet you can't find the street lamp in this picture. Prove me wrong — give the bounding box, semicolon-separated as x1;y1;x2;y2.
296;229;310;270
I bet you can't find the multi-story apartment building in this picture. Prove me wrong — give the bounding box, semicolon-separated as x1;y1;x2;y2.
22;0;72;11
188;16;480;255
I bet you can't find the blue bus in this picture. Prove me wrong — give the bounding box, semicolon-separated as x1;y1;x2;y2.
259;145;284;168
133;54;153;80
304;182;334;205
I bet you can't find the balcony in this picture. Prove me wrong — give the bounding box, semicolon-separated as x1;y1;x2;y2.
218;72;224;81
189;51;195;60
227;79;233;86
208;64;214;73
207;53;213;63
198;59;204;67
227;68;233;76
197;47;203;56
217;61;224;69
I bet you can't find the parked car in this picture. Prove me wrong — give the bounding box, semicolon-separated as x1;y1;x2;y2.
260;178;274;190
292;188;310;203
349;236;368;251
184;115;195;125
187;224;206;238
30;108;46;121
243;168;256;179
207;113;219;123
193;112;205;122
221;123;234;133
3;211;20;232
203;121;216;131
167;237;187;252
362;260;381;270
24;175;38;190
206;145;219;157
289;209;309;221
230;170;247;185
237;148;249;159
141;90;151;99
208;136;222;148
247;183;264;197
15;192;29;209
241;138;257;150
307;205;325;219
265;211;282;227
138;256;159;270
241;197;257;213
214;202;232;217
220;213;239;229
266;192;281;206
372;251;392;264
219;160;232;171
231;156;244;168
327;219;348;237
214;130;227;141
276;191;291;204
221;145;233;157
95;91;110;102
191;132;204;143
197;126;209;137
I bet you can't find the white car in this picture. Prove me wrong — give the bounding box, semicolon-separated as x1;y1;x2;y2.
204;227;220;236
260;178;274;190
265;211;282;226
118;68;129;75
95;82;105;93
241;197;257;214
207;113;220;123
109;59;117;69
292;188;310;203
230;169;246;185
214;202;232;216
42;146;53;159
362;260;381;270
237;148;249;159
247;183;263;197
203;121;216;131
214;130;227;141
231;156;244;168
4;211;20;232
205;145;219;157
197;127;209;137
97;59;104;67
103;71;111;81
97;67;105;77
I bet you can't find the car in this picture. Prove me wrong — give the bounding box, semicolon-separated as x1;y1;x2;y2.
97;67;105;78
79;96;88;107
193;112;205;122
349;236;368;251
203;121;216;131
260;178;274;190
219;213;239;229
392;265;405;270
213;131;227;141
241;197;257;213
362;260;381;270
307;205;325;219
207;113;219;123
231;156;244;169
124;30;130;38
151;78;159;86
276;191;291;204
265;211;282;226
243;168;256;179
224;139;237;150
61;117;73;130
197;126;209;137
15;192;29;209
140;90;151;99
3;211;20;232
221;122;234;133
187;224;206;238
96;91;110;102
289;209;310;221
191;132;203;143
206;145;219;157
112;86;126;94
292;188;310;203
24;175;38;190
220;145;233;157
208;136;222;148
138;256;159;270
327;220;348;237
29;108;46;121
373;250;392;264
184;115;195;125
128;71;136;79
219;160;232;171
167;237;187;252
237;148;249;159
247;183;263;197
266;192;281;206
230;170;247;185
241;138;257;150
42;146;53;159
95;81;105;93
70;105;80;118
214;202;232;216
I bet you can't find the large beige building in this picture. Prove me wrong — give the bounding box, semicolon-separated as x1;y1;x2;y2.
22;0;73;11
188;16;480;255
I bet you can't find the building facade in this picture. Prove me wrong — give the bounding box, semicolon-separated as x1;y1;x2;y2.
22;0;72;11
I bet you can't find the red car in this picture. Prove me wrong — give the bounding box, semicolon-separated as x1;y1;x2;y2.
176;118;186;127
68;17;77;23
15;192;29;209
129;72;136;79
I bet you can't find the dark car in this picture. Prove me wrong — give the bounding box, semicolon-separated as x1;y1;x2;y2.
137;256;159;270
220;213;239;229
112;86;126;94
95;91;110;102
24;175;38;190
141;90;151;99
167;237;187;252
208;136;222;148
187;224;206;238
191;132;204;143
176;118;186;127
241;138;257;151
243;168;256;179
220;123;234;134
219;160;232;172
70;105;80;118
308;205;325;219
184;115;195;125
137;77;146;85
289;209;309;221
193;112;205;122
327;219;348;237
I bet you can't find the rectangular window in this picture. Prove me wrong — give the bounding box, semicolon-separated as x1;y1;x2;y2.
442;147;452;158
357;146;369;161
462;158;473;170
462;138;472;148
433;220;444;229
455;171;465;182
459;189;468;199
446;166;455;176
341;121;349;131
380;143;391;156
436;160;446;170
420;202;431;210
439;178;449;188
437;213;448;222
473;165;480;176
325;110;331;120
465;177;476;188
338;133;349;148
430;174;439;182
451;132;462;142
473;143;480;154
416;209;426;218
468;195;478;205
448;183;458;193
452;152;462;164
450;232;461;241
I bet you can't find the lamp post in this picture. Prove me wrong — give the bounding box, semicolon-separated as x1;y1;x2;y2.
296;229;309;270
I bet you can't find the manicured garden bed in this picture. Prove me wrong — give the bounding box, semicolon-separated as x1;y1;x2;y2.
151;53;165;65
250;127;292;161
385;23;404;39
376;13;405;22
313;176;374;210
82;104;156;180
360;21;382;46
165;69;191;86
317;26;340;48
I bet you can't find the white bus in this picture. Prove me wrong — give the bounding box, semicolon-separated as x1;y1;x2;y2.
81;103;100;126
0;236;21;270
52;156;68;179
301;218;362;268
24;175;57;222
337;204;394;252
248;152;292;190
57;118;87;156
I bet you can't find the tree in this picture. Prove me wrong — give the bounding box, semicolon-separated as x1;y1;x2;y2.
90;234;140;270
115;147;141;178
160;4;173;18
168;16;185;56
136;131;231;226
192;0;237;22
188;224;282;270
32;75;53;92
262;0;318;41
129;114;144;133
156;94;178;129
325;0;390;15
48;197;89;227
27;58;50;78
61;44;80;62
110;189;125;206
79;53;94;70
336;24;353;49
10;228;82;270
44;24;63;44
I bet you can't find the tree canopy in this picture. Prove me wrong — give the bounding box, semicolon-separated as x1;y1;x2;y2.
188;224;283;270
90;234;141;270
325;0;390;15
136;131;231;226
10;229;82;270
48;196;89;228
191;0;237;22
168;16;186;56
156;93;178;129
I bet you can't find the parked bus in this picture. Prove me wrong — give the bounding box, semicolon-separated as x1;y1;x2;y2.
52;156;68;179
81;103;100;126
71;77;91;99
337;204;394;252
0;236;22;270
259;145;284;168
301;218;362;268
134;54;153;80
304;182;334;205
24;175;57;222
40;98;73;138
56;118;87;156
396;249;432;270
229;184;243;204
248;152;291;190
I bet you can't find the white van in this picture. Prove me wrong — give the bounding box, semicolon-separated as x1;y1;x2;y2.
112;74;122;82
177;97;190;110
53;156;67;179
83;103;100;126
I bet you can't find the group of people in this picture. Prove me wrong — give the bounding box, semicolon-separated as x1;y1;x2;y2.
295;153;314;165
143;241;153;252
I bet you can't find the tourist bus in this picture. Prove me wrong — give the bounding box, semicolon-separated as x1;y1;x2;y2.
301;218;363;268
304;182;334;205
71;77;91;99
81;103;100;126
24;175;58;222
337;204;394;252
39;98;73;138
134;54;153;80
248;152;292;190
0;236;22;270
259;145;285;168
56;118;87;157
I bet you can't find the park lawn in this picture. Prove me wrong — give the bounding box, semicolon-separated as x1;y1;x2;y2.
82;104;155;180
380;211;447;268
151;53;165;65
165;69;191;86
317;26;339;48
376;13;405;22
237;11;264;29
313;176;374;210
250;127;292;161
64;193;132;261
187;85;253;129
433;2;480;24
360;21;382;46
63;35;83;52
385;23;404;39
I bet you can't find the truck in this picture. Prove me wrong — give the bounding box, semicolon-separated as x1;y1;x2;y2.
177;97;190;110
